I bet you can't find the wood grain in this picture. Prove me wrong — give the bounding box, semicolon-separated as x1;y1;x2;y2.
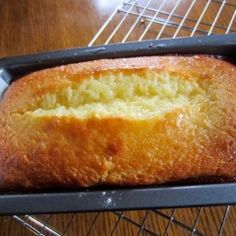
0;0;121;57
0;0;236;235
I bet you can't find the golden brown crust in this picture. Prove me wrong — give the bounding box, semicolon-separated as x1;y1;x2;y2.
0;55;236;191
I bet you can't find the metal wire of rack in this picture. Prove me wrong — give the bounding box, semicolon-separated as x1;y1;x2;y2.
8;0;236;235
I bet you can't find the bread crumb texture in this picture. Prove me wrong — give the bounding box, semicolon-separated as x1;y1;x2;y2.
0;56;235;190
32;72;208;118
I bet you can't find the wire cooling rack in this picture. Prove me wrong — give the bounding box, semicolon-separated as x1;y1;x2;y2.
4;0;236;235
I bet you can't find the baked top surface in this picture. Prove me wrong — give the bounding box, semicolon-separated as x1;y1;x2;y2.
0;55;235;190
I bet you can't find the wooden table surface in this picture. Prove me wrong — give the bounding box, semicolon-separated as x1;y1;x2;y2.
0;0;236;235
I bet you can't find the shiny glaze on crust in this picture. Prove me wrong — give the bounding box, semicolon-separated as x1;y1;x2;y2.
0;55;235;190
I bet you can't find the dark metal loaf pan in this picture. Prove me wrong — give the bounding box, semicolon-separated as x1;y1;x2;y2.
0;34;236;215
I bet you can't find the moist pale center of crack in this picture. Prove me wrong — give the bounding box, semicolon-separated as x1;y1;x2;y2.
28;71;209;119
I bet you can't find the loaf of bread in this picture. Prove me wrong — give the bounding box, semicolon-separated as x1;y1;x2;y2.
0;55;235;191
